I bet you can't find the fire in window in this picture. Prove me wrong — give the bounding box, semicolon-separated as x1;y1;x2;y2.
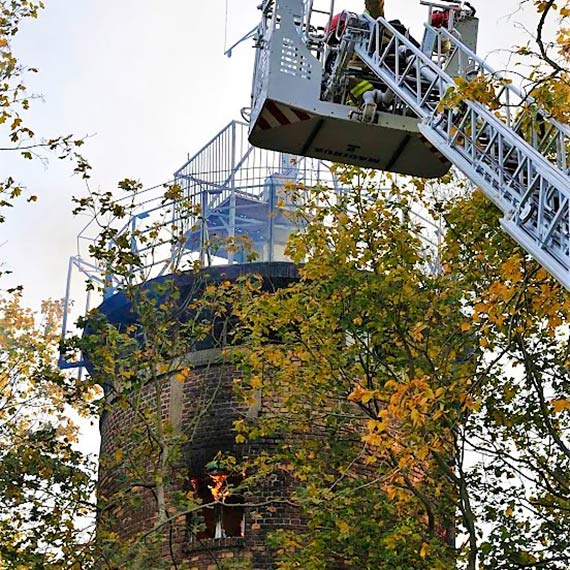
189;461;245;541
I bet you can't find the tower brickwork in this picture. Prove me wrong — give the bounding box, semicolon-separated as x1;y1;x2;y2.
95;263;303;570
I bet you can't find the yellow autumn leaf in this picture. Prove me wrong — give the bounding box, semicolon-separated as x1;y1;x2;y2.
362;433;384;446
175;368;190;382
347;384;366;403
336;520;350;536
420;542;430;558
551;398;570;413
250;375;263;390
361;389;379;405
410;408;421;425
157;362;170;375
410;322;426;342
367;419;386;433
416;445;429;461
435;387;446;398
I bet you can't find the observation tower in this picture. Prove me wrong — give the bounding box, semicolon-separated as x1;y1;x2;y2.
60;121;345;569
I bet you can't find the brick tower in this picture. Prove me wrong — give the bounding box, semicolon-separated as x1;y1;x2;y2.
93;262;302;570
60;122;343;568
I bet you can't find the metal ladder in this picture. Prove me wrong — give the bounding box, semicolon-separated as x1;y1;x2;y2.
344;15;570;289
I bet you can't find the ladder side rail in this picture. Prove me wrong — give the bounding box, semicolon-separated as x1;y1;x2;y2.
429;98;570;239
436;25;540;114
421;122;570;289
353;17;570;287
425;92;570;210
355;18;452;119
435;25;570;174
356;17;570;197
359;24;565;219
427;23;570;176
423;114;570;277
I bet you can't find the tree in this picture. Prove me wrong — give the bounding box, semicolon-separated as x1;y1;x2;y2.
2;1;570;569
227;159;570;570
65;167;570;570
63;2;570;563
506;0;570;123
229;171;474;569
0;294;96;569
0;3;94;567
68;183;263;570
0;0;89;225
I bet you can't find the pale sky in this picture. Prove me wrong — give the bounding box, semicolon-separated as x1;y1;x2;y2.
0;0;545;306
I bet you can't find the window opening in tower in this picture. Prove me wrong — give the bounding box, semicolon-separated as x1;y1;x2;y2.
189;472;245;542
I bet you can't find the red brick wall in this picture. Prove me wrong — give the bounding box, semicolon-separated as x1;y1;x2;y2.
98;349;299;570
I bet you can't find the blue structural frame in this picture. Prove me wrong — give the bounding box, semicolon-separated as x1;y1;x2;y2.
59;120;343;370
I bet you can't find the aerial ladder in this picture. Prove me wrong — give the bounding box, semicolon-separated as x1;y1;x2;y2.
248;0;570;290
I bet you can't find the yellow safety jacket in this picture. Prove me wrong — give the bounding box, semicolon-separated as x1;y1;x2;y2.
350;80;374;104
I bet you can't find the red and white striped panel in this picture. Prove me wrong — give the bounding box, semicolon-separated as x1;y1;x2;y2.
257;101;313;130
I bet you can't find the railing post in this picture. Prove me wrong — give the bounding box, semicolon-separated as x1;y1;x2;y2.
60;256;75;355
228;121;237;264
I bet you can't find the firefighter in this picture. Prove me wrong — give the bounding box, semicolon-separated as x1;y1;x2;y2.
364;0;385;19
325;11;347;45
348;1;390;110
349;79;394;120
349;79;375;104
324;1;384;72
326;0;384;41
326;0;393;113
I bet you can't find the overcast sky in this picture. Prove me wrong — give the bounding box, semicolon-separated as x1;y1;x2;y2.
0;0;545;307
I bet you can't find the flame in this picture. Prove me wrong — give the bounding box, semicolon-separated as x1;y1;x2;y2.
208;473;229;502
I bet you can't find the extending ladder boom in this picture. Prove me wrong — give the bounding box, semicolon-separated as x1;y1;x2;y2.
348;15;570;289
